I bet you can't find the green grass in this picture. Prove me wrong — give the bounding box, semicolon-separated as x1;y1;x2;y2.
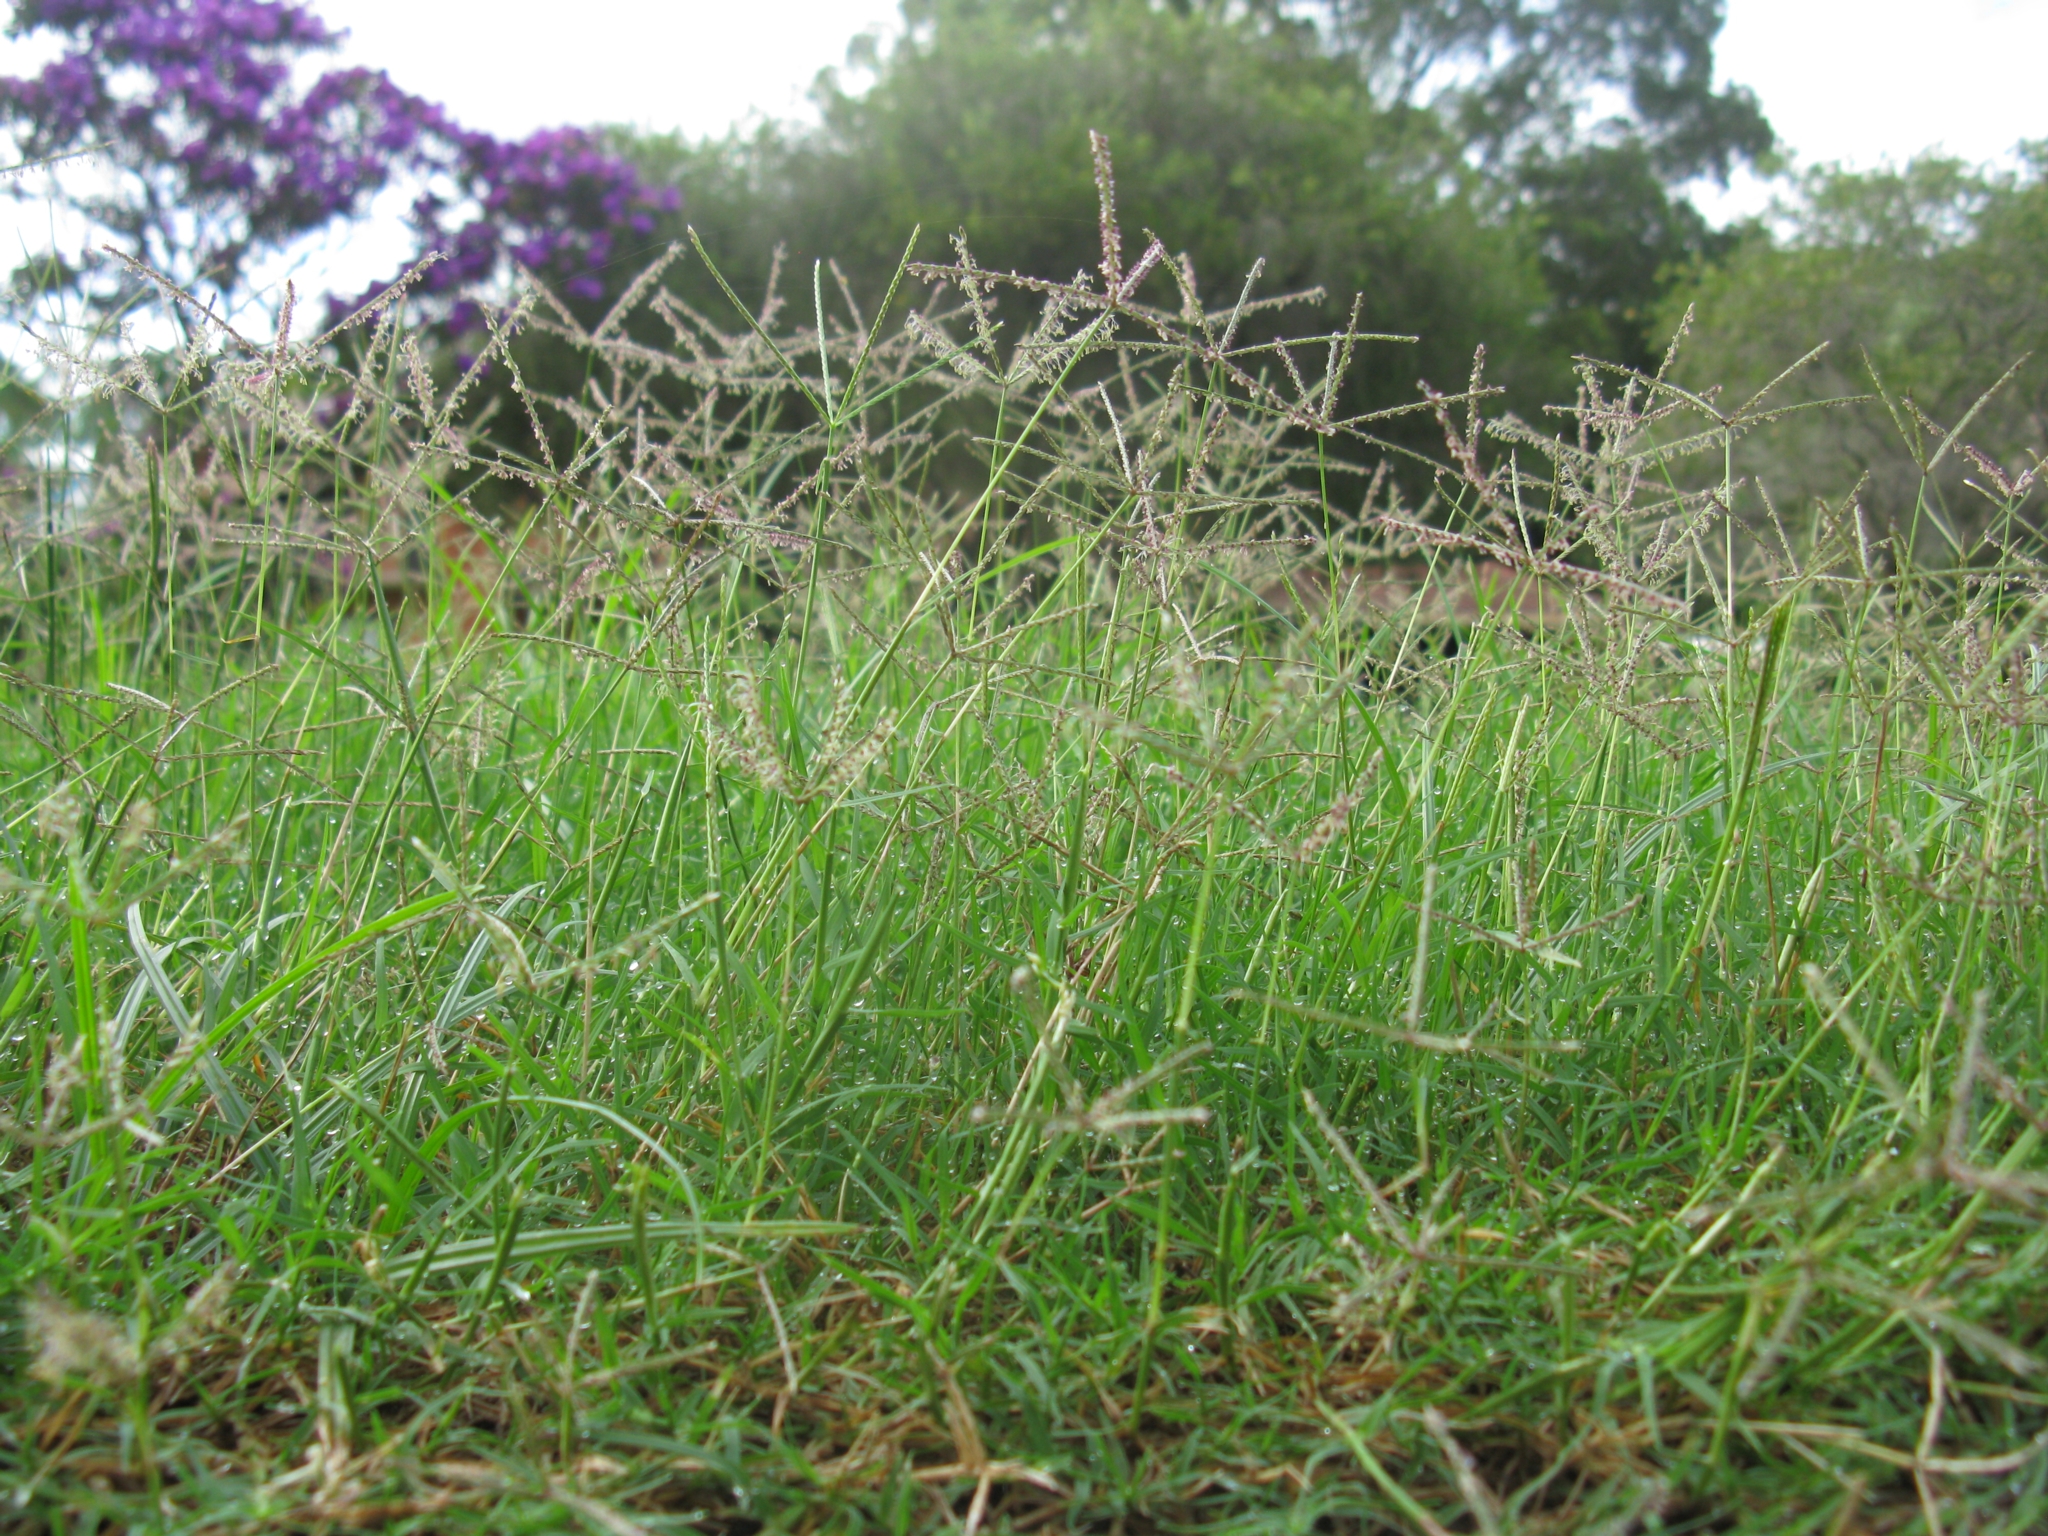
2;225;2047;1534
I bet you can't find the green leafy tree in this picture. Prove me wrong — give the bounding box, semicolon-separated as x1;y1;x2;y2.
1315;0;1771;177
1519;139;1745;365
655;0;1553;479
1662;151;2048;542
1310;0;1773;367
656;0;1769;430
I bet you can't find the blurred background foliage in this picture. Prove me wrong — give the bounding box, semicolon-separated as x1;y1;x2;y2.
659;0;1773;431
1657;151;2048;534
2;0;2044;541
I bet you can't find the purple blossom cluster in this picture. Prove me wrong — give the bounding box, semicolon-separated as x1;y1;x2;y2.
407;125;675;327
0;0;678;324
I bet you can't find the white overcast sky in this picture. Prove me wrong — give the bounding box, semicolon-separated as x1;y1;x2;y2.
308;0;2047;169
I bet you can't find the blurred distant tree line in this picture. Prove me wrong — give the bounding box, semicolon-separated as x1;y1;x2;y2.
1;1;1770;416
654;0;2045;536
657;0;1774;438
1656;152;2048;537
4;0;2042;538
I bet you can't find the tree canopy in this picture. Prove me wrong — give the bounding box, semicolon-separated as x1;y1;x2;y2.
664;0;1773;428
1659;150;2048;541
1315;0;1772;180
0;0;674;327
0;0;1795;480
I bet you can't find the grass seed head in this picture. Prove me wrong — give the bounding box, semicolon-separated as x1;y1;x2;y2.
35;783;84;849
25;1288;139;1390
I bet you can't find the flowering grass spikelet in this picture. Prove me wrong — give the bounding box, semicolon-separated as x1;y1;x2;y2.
25;1288;139;1390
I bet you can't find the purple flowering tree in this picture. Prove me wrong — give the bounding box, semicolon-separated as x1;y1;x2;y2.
0;0;677;326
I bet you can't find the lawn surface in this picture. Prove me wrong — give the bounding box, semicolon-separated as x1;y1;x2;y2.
3;230;2047;1533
